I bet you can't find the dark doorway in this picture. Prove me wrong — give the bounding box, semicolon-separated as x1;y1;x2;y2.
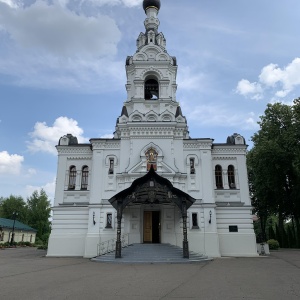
143;211;160;243
152;211;160;243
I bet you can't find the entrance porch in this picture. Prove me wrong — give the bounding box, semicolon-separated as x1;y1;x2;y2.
109;166;196;258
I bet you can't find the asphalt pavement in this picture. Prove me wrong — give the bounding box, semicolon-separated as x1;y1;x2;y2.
0;247;299;300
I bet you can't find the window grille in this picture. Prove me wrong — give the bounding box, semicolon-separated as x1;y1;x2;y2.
228;165;236;189
68;166;76;190
215;165;223;189
106;213;113;228
81;166;89;190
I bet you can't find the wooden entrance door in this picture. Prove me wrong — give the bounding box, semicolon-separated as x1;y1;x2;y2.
143;211;152;243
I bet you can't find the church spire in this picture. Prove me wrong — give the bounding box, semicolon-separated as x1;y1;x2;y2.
143;0;161;32
137;0;165;50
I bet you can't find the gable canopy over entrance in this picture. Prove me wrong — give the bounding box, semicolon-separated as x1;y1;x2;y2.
109;166;195;259
109;166;195;211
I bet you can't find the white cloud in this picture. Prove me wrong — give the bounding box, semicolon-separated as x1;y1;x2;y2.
236;58;300;100
0;151;24;175
0;1;126;92
26;168;37;177
0;52;125;92
0;0;19;8
235;79;263;100
120;0;142;6
100;133;114;139
0;1;121;57
182;103;259;130
26;178;56;204
27;116;88;155
73;0;142;7
177;66;207;91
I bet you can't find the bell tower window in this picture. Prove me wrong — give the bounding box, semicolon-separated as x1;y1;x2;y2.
145;79;159;100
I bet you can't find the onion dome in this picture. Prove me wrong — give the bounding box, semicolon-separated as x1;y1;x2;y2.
143;0;161;11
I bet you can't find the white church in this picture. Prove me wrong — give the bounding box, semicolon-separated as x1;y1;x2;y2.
47;0;257;258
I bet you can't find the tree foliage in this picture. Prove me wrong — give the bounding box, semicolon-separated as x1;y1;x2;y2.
0;190;51;243
0;195;28;223
247;99;300;247
27;189;51;241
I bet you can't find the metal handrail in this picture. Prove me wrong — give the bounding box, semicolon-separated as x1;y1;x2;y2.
97;233;129;256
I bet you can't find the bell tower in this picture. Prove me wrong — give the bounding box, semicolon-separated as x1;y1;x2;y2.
114;0;189;139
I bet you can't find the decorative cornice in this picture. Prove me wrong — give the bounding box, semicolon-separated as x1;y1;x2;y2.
183;142;212;150
212;148;246;155
91;142;121;150
213;157;237;161
57;147;92;155
67;156;92;160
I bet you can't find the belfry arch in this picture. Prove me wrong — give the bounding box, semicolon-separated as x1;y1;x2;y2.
109;166;195;258
145;78;159;99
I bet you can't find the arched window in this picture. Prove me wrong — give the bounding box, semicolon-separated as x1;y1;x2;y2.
68;166;77;190
109;159;114;174
81;166;89;190
145;79;159;100
215;165;223;189
190;158;195;174
228;165;236;189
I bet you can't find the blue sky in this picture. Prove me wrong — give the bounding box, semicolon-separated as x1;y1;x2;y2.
1;0;300;203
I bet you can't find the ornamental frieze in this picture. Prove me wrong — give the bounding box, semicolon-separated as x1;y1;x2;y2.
212;157;237;160
57;148;92;154
183;143;212;149
91;142;121;149
212;148;246;154
66;156;92;160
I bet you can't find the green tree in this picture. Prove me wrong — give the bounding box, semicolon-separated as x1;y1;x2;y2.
27;189;51;242
0;195;28;223
247;100;300;247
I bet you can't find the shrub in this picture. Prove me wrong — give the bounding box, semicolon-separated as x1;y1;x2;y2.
267;239;280;250
34;238;43;246
37;244;48;250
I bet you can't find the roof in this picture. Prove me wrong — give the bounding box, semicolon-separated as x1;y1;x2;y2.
109;166;196;211
0;218;37;232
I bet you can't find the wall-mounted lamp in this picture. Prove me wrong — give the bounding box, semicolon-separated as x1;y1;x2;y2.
93;212;96;225
209;210;212;224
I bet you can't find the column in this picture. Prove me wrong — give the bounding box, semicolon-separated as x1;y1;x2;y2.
115;200;123;258
182;200;189;258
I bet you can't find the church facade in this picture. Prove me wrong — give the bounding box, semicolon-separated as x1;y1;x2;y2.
47;0;257;258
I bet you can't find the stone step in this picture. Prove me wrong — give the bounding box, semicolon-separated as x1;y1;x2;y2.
91;243;212;264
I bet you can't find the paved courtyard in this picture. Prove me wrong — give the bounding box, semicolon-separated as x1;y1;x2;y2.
0;247;300;300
